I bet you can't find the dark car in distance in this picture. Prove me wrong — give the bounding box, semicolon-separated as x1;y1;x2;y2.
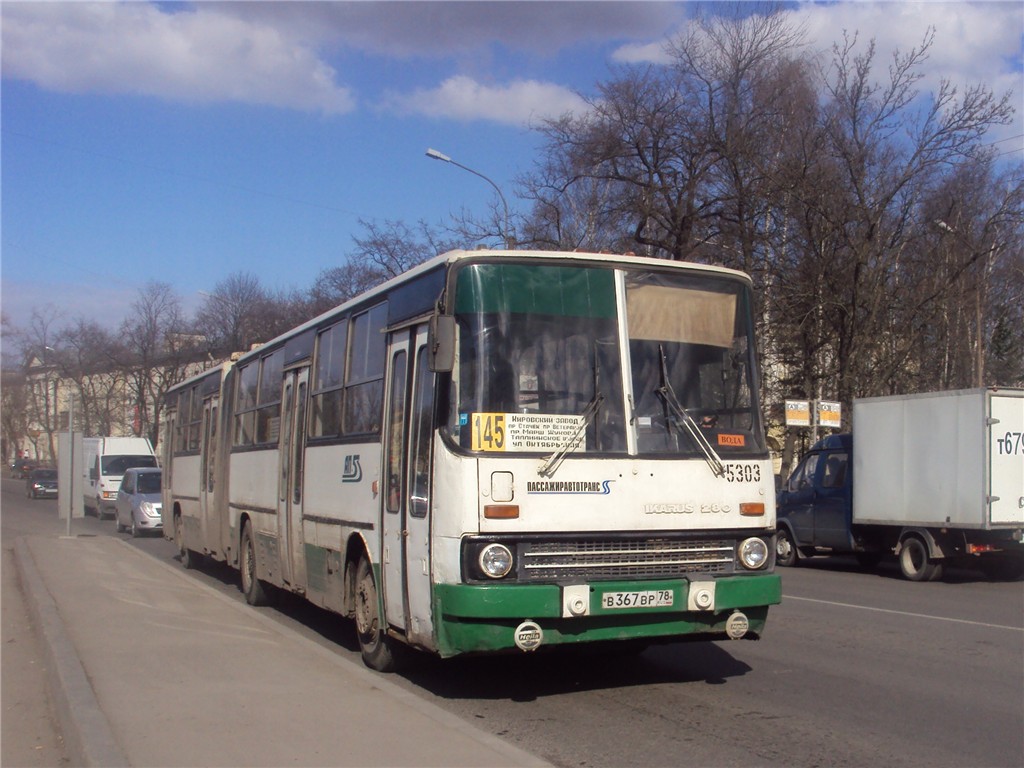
26;467;58;499
11;458;38;479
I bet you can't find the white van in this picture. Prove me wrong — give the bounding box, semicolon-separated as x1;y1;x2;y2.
82;437;158;519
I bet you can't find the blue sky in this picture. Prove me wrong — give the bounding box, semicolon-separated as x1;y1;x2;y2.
2;1;1022;336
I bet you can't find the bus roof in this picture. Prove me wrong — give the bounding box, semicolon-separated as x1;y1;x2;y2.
239;249;752;362
167;248;755;395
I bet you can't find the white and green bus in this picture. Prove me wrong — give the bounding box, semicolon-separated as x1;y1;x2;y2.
162;249;781;671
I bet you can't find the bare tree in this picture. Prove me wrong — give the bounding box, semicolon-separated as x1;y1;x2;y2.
193;272;269;355
1;367;28;464
114;283;200;448
787;29;1016;404
13;306;64;461
52;319;124;437
308;219;457;316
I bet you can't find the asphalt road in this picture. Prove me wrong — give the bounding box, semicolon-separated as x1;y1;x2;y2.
3;475;1022;768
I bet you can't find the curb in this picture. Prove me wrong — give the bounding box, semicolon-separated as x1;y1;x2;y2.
14;537;130;767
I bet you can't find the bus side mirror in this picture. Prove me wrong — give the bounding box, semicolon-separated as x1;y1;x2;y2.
429;315;455;373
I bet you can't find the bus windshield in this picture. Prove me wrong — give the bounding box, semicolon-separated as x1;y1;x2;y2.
448;261;765;457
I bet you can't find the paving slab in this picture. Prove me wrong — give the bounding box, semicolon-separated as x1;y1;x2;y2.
16;535;550;768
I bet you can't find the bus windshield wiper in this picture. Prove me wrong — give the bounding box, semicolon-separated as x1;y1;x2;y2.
538;391;604;478
656;345;725;477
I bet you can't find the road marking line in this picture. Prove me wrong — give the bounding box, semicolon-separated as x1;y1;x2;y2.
785;595;1024;632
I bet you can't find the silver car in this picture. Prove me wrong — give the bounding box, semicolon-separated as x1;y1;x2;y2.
114;467;163;538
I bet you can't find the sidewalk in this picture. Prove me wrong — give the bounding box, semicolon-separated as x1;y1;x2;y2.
15;535;550;768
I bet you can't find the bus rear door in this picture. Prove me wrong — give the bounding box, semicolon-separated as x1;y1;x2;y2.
278;366;310;592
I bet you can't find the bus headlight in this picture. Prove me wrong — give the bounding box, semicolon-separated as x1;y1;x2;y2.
738;537;769;570
478;543;514;579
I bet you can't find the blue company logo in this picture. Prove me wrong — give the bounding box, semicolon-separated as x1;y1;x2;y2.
526;480;614;495
342;455;362;483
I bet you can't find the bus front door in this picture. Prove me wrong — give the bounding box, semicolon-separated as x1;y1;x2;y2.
277;367;309;593
383;325;435;647
200;396;218;553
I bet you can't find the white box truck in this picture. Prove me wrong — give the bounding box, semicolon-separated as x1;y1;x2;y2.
776;387;1024;580
82;436;158;519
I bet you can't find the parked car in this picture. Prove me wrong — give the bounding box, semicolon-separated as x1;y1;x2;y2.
26;467;58;499
114;467;163;538
11;458;38;479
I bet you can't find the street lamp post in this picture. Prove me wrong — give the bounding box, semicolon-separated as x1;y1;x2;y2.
425;148;513;248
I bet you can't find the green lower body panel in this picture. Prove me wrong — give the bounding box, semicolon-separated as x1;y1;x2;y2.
433;573;781;658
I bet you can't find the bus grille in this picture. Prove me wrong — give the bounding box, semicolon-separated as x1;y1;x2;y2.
519;538;735;581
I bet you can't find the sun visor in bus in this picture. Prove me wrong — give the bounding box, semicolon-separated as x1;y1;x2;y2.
626;286;736;347
429;314;456;372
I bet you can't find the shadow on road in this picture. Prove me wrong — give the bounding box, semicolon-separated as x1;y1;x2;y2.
185;551;753;699
789;553;1015;584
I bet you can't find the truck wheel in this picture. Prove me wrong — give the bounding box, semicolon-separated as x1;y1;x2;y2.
240;522;270;606
775;529;798;567
899;537;942;582
353;555;401;672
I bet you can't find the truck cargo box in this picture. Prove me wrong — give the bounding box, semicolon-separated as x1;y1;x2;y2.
852;388;1024;529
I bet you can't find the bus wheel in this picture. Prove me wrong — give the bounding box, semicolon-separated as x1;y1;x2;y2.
175;514;195;569
899;536;942;582
353;556;399;672
240;523;269;606
775;529;798;567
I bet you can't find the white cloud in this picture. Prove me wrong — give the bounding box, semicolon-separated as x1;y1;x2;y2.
222;2;687;59
795;2;1021;89
381;75;590;125
612;40;673;66
608;2;1022;155
1;3;355;114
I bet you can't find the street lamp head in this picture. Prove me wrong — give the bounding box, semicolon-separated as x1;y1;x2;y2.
426;148;451;163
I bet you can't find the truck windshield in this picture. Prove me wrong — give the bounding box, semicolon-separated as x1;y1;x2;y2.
446;261;765;457
102;455;158;475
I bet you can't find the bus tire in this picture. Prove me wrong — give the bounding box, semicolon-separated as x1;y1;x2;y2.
176;513;197;569
353;555;400;672
899;536;942;582
775;529;798;567
240;522;270;606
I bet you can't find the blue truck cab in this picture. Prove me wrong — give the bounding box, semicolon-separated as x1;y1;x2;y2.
775;434;865;567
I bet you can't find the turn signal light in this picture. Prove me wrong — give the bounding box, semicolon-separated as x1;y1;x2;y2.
740;503;765;517
484;505;520;519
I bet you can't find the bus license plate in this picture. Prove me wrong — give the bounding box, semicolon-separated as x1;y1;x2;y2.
601;590;674;610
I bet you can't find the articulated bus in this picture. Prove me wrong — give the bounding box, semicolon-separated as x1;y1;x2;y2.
162;249;781;671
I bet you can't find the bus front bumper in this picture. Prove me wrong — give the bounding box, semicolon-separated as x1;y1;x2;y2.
433;573;781;657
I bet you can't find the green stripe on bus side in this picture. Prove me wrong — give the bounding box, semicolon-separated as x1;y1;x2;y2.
454;264;616;317
433;574;781;657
